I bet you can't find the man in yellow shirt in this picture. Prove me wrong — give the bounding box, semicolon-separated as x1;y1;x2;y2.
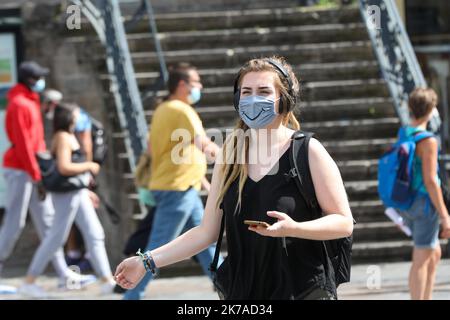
124;63;220;300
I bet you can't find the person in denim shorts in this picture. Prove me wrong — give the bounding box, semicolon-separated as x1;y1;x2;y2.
399;88;450;300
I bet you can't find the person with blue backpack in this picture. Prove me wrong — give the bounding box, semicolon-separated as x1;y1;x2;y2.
378;87;450;300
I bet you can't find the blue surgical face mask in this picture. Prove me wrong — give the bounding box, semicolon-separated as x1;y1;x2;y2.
238;95;279;129
31;78;46;93
188;87;201;105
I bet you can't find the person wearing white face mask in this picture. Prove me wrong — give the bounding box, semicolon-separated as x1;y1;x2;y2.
114;56;354;300
0;61;96;298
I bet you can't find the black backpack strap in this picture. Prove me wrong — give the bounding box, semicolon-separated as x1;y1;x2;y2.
209;203;225;273
289;131;335;281
288;131;322;217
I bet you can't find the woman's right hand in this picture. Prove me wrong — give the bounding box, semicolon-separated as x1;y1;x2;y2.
89;162;100;175
114;256;146;289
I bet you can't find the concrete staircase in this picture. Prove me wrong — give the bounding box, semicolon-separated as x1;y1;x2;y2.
72;4;448;275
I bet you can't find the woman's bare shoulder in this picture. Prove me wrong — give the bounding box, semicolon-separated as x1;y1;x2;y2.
417;135;438;151
308;137;328;157
416;135;438;160
52;131;72;147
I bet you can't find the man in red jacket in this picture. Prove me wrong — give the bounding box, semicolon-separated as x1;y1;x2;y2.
0;61;95;297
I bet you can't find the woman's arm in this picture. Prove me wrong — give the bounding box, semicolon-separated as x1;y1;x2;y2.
75;130;93;161
195;134;220;163
201;176;211;193
250;138;353;240
54;132;99;176
417;137;450;236
115;157;224;289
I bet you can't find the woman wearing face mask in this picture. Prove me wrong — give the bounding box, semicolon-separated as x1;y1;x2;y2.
114;56;353;300
19;103;116;297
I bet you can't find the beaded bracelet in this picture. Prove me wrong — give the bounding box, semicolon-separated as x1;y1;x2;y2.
136;248;150;272
136;248;158;276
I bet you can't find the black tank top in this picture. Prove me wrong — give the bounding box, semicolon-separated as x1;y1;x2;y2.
221;145;332;299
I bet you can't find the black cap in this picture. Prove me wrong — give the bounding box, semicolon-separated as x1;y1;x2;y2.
18;61;49;80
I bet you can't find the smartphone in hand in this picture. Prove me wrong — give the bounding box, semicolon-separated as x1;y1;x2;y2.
244;220;271;228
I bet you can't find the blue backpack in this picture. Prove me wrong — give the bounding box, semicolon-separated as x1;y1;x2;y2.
378;127;434;211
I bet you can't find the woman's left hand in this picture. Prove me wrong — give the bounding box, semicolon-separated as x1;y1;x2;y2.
87;190;100;209
248;211;296;238
114;256;146;289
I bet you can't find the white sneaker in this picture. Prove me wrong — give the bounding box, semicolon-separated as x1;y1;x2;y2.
100;280;116;295
0;284;17;295
18;283;48;299
58;272;98;290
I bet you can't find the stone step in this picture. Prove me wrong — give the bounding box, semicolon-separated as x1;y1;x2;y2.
73;6;363;37
352;240;412;264
301;78;389;102
121;41;375;72
126;179;383;216
295;97;395;122
132;79;390;109
128;120;396;169
112;128;395;165
344;180;379;202
124;7;363;33
201;159;379;189
100;60;381;91
118;0;301;15
142;97;395;126
349;200;388;223
200;117;398;142
292;117;398;141
353;221;409;243
323;137;395;161
124;23;368;52
337;160;379;181
125;169;384;212
351;240;449;264
127;195;390;227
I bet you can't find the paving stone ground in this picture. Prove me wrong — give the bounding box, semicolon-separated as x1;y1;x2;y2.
1;259;449;300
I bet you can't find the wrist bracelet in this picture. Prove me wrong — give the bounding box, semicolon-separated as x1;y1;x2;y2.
136;248;150;272
136;249;158;276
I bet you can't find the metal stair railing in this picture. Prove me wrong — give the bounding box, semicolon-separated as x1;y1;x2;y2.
101;0;148;168
359;0;443;135
122;0;169;106
70;0;167;218
71;0;147;170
